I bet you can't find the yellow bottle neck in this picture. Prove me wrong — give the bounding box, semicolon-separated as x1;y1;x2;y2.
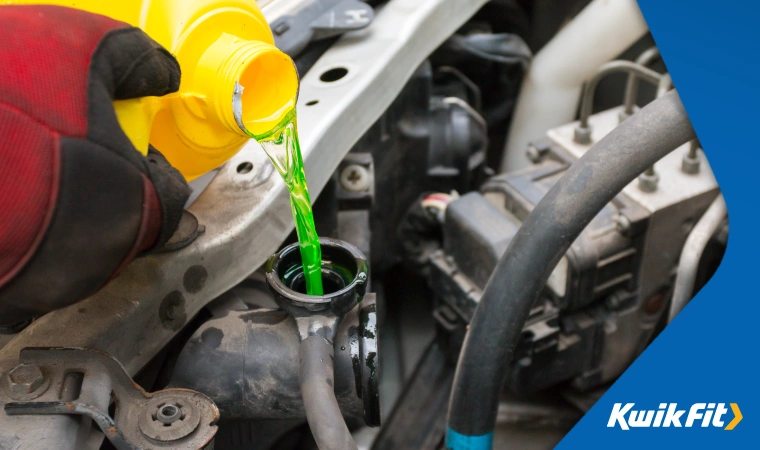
193;33;298;139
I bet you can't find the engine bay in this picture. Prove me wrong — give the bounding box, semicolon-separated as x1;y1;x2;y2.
0;0;726;449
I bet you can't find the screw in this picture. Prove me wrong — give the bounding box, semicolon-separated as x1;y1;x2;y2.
7;364;45;395
339;164;371;192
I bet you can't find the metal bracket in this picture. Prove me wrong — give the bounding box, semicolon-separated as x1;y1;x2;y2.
3;348;218;450
271;0;375;57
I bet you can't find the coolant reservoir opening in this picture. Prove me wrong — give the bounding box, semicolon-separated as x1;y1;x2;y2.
288;267;347;296
272;239;363;298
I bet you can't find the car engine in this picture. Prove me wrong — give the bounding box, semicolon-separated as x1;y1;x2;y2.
0;0;726;449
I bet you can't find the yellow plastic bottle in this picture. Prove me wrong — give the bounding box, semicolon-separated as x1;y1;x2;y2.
7;0;299;180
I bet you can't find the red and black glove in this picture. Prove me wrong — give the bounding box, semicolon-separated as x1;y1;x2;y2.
0;5;190;327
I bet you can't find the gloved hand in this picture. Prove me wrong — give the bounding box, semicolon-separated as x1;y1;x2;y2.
0;5;190;327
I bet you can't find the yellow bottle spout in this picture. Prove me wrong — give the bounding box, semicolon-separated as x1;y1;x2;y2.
194;33;299;140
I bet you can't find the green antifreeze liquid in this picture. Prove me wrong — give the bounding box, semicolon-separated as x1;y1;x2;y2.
246;108;324;296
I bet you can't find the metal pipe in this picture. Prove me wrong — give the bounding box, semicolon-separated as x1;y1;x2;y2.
574;61;662;144
621;47;660;120
501;0;648;171
437;66;482;111
682;139;702;174
688;140;700;160
657;73;673;97
669;195;727;322
446;91;696;448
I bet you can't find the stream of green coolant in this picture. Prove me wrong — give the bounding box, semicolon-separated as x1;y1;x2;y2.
247;109;324;296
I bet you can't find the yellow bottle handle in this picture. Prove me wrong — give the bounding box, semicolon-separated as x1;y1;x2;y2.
113;98;154;156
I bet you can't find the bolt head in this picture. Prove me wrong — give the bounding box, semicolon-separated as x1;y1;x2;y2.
340;164;371;192
682;154;700;175
7;364;44;394
638;171;659;193
573;125;592;145
526;145;542;163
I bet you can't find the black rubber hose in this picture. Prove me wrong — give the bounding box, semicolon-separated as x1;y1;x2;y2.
446;90;696;443
299;335;358;450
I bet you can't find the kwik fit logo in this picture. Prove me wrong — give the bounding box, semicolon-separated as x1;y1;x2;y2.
607;403;742;430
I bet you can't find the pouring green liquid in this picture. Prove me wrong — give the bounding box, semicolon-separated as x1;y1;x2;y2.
245;105;324;296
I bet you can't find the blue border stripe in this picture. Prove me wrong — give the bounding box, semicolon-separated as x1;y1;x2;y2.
445;427;493;450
